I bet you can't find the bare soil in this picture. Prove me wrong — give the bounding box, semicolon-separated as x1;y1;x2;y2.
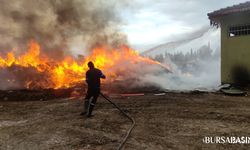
0;91;250;150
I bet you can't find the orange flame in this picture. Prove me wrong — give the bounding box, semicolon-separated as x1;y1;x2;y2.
0;40;171;89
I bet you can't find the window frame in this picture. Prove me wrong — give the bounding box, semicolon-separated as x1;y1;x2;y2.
228;24;250;38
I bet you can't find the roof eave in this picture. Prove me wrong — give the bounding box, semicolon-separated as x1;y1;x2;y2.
208;15;221;27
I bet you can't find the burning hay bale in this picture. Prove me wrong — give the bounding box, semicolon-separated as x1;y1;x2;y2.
0;65;52;90
0;40;171;92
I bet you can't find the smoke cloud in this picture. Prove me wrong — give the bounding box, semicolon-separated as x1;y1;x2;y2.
0;0;129;58
140;28;221;91
139;57;221;91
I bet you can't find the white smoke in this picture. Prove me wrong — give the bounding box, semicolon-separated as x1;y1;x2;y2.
140;27;221;91
140;59;220;91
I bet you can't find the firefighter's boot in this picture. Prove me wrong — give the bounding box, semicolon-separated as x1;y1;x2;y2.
80;100;89;116
87;101;95;117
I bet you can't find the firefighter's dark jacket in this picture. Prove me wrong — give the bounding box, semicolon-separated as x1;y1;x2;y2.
86;68;106;89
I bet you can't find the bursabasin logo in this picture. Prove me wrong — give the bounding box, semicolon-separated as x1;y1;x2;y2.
203;136;250;144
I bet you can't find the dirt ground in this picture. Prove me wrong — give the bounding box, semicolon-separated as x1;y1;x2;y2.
0;91;250;150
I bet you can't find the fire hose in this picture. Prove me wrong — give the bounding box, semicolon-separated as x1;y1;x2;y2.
100;92;135;150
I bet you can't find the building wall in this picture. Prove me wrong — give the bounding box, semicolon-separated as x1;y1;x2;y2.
220;12;250;84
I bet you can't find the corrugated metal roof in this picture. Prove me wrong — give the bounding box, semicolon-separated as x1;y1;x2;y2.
208;1;250;22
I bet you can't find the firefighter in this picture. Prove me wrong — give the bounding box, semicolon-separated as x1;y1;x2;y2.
81;61;106;117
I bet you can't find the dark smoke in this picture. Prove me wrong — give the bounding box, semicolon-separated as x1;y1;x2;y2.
0;0;129;59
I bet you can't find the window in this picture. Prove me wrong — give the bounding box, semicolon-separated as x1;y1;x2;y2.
228;24;250;37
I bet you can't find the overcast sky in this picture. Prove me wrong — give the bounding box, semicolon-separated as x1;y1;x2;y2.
121;0;247;50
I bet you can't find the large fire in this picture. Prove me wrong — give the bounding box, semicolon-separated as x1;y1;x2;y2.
0;40;170;89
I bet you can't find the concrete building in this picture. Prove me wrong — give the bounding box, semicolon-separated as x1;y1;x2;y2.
208;2;250;85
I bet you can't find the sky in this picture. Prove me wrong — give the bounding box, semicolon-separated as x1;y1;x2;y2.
120;0;247;51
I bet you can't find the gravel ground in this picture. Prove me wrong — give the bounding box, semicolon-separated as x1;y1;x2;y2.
0;92;250;150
